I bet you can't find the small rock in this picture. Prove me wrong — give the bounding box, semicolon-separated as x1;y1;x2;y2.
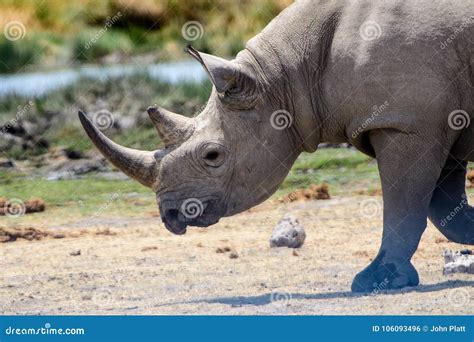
0;198;45;215
0;159;15;169
63;148;83;160
229;252;239;259
70;250;81;256
270;214;306;248
216;246;232;253
443;250;474;275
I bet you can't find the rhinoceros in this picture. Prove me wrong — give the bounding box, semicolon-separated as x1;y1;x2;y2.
79;0;474;292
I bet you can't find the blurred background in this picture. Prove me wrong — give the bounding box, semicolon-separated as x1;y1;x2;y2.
0;0;289;154
0;0;383;215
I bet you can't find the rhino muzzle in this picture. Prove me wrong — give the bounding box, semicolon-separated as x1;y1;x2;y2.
159;197;224;235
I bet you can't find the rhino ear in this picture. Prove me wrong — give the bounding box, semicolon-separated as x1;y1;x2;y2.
186;46;258;108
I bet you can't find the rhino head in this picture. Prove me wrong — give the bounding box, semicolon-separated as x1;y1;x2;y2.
79;46;305;235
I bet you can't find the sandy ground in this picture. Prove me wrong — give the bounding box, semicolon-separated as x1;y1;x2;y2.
1;195;473;315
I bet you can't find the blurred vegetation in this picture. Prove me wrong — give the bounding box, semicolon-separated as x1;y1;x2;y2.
0;0;292;73
0;74;212;158
0;169;153;216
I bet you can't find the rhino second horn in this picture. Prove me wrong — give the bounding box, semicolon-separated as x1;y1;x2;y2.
78;110;159;188
147;105;193;147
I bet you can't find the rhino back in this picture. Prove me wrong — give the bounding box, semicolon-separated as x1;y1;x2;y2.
249;0;472;155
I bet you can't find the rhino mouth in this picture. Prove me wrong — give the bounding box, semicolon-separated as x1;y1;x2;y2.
162;208;188;235
159;198;223;235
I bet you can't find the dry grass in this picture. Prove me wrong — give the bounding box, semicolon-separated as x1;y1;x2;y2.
1;194;473;315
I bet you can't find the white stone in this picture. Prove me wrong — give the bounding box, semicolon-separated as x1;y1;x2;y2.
270;214;306;248
443;250;474;275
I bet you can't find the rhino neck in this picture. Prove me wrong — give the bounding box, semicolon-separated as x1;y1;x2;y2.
242;0;343;153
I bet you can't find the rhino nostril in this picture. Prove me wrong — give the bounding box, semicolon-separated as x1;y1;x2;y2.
165;209;179;220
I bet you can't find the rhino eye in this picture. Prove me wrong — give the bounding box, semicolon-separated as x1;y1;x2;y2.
200;143;227;168
205;151;219;161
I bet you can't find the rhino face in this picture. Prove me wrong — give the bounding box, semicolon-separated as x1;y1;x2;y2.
79;47;299;235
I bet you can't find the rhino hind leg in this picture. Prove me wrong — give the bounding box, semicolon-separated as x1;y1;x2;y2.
429;157;474;245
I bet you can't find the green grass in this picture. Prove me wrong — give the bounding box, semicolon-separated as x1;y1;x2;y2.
0;170;152;216
0;38;41;73
72;29;134;62
279;149;379;195
0;148;379;217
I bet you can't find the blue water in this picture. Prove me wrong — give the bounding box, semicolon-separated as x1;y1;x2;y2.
0;61;206;98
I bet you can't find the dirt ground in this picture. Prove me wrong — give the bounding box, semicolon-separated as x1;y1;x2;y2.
1;195;473;315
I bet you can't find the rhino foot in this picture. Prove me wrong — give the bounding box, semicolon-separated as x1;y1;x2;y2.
351;253;419;293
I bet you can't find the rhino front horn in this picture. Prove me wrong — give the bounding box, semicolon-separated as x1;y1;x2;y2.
147;105;193;147
78;110;159;188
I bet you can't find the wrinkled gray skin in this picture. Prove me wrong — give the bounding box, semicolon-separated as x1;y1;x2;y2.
80;0;474;292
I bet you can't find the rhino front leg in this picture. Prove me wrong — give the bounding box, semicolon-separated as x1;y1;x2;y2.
351;129;448;292
429;157;474;244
